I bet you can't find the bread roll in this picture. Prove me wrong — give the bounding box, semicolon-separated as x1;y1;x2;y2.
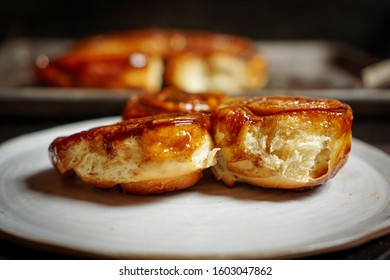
211;96;353;189
49;113;219;194
35;28;267;94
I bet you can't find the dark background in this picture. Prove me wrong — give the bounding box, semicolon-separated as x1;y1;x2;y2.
0;0;389;58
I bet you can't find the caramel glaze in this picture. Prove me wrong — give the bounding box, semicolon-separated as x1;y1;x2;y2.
36;53;151;88
49;113;211;175
213;96;353;145
122;87;227;119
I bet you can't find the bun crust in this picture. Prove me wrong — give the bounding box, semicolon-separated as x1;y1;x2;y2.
122;87;227;119
35;28;267;94
211;96;353;189
49;113;219;194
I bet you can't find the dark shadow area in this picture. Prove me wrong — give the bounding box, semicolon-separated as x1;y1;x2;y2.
25;168;323;206
193;170;323;202
26;168;180;206
0;0;389;58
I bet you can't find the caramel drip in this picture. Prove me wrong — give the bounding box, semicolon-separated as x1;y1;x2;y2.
50;113;211;158
122;88;227;119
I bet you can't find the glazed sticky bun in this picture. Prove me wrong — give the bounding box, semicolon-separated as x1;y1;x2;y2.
35;28;267;94
211;96;353;190
49;113;219;194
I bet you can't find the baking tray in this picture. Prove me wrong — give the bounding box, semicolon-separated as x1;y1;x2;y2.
0;38;389;118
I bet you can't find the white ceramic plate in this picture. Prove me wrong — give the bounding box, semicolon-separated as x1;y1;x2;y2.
1;117;390;259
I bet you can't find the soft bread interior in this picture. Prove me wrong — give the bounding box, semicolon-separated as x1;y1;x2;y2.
167;55;209;93
211;114;337;189
166;53;266;94
241;126;331;182
61;134;218;188
123;56;164;91
209;53;248;93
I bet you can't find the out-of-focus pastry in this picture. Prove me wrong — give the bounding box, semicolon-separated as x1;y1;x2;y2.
35;28;267;94
211;96;353;190
49;113;219;194
163;48;266;94
122;87;227;119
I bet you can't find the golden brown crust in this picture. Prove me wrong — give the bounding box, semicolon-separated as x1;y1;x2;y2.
122;87;228;119
49;113;218;194
121;172;203;195
211;96;353;189
35;28;267;93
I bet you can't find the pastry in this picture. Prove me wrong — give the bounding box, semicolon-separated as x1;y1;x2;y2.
35;28;267;94
211;96;353;189
49;113;219;194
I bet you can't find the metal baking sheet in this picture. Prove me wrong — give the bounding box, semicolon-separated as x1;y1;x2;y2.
0;38;389;117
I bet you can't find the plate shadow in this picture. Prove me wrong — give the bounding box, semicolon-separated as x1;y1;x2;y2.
26;168;322;206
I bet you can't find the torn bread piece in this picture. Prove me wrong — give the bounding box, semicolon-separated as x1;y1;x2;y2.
211;96;353;190
49;113;219;194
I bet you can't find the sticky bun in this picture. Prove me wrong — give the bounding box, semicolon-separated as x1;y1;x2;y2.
211;96;353;190
35;28;267;94
49;113;219;194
